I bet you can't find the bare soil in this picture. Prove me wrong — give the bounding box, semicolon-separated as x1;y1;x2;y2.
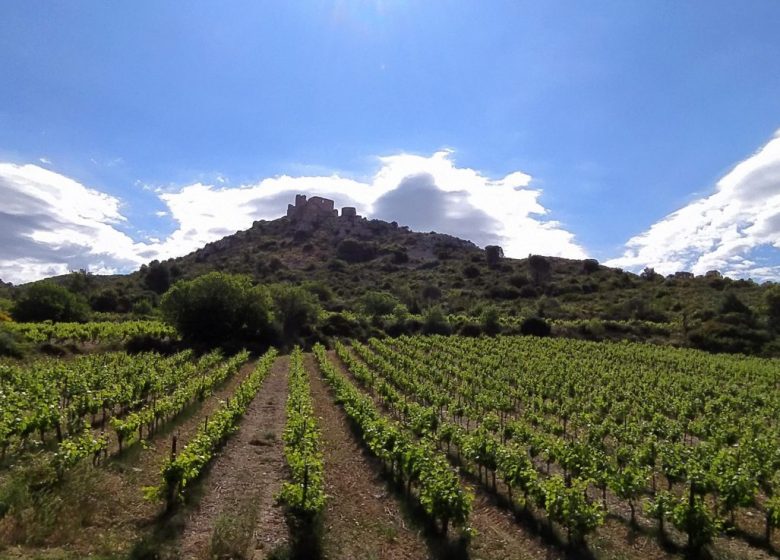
175;355;291;560
306;353;431;560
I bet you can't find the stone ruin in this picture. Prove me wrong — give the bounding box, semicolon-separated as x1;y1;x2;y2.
286;194;360;226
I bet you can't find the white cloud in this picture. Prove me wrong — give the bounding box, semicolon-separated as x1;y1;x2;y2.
0;163;148;284
607;131;780;279
0;151;586;283
151;150;586;261
38;157;51;165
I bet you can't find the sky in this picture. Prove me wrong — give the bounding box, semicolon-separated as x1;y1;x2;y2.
1;2;780;284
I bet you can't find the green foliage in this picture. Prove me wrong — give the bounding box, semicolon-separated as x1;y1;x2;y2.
361;291;401;317
154;349;276;505
540;475;604;543
519;316;551;337
765;285;780;331
12;282;90;323
669;492;721;552
143;260;171;294
336;238;377;263
315;343;472;533
280;348;325;517
422;306;451;335
480;305;501;336
269;283;321;342
719;292;753;316
161;272;273;344
528;254;551;284
0;325;29;357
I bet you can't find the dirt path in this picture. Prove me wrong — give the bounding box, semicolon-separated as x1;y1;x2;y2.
174;355;291;560
306;353;431;560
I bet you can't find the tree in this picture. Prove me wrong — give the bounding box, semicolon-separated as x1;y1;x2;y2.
481;306;501;336
520;316;551;337
336;239;377;263
422;306;451;335
361;291;401;317
65;269;93;295
144;260;171;294
485;245;503;268
765;285;780;332
528;255;551;284
640;267;660;281
582;259;600;274
269;284;321;342
12;282;90;322
719;292;752;316
160;272;273;344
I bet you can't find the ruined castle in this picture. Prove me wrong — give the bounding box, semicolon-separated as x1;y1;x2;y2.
286;194;359;225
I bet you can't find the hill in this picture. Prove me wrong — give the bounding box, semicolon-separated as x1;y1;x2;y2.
10;194;779;353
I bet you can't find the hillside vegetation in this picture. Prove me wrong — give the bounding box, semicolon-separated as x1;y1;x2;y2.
2;199;780;355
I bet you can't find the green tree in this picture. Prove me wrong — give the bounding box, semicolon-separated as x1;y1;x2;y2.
764;285;780;331
269;284;321;342
422;306;451;335
143;260;171;294
480;305;501;335
361;291;400;317
12;282;90;322
160;272;273;344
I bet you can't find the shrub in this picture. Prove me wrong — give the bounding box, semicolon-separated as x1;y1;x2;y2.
422;306;451;335
481;306;502;335
336;239;377;263
582;259;600;274
12;282;90;323
520;316;551;337
269;284;321;343
143;260;171;294
508;274;529;288
463;265;481;279
485;245;504;268
0;327;28;358
458;322;483;337
361;291;401;317
160;272;273;344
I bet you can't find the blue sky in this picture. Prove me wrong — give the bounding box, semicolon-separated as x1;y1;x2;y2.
2;2;780;283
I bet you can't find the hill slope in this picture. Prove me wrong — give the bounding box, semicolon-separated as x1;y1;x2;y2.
12;195;777;353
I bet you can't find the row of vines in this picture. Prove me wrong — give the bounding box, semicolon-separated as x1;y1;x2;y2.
337;334;780;554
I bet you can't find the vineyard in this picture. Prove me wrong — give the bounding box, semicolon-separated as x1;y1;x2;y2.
0;334;778;559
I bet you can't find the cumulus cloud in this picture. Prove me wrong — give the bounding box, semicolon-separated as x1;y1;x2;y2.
151;150;586;262
0;151;586;283
0;163;148;284
607;131;780;280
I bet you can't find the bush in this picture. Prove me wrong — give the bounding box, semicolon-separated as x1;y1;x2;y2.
269;284;321;343
458;322;483;337
520;316;551;337
160;272;274;345
143;260;171;294
12;282;90;323
361;291;401;317
320;312;366;339
462;265;481;279
422;306;451;335
0;327;28;358
336;239;377;263
582;259;600;274
508;274;529;289
481;306;502;335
